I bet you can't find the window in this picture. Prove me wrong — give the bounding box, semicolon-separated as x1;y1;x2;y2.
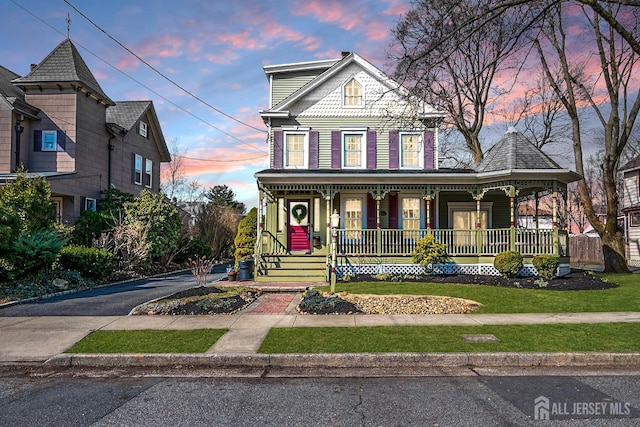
42;130;57;151
134;154;143;185
139;121;148;138
313;198;320;232
400;133;422;168
343;131;366;168
402;198;421;229
344;198;363;237
285;132;307;168
277;198;285;232
144;159;153;187
343;78;363;107
51;197;63;223
85;198;97;212
631;212;640;227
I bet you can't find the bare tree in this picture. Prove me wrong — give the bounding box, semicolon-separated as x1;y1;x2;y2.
391;0;529;164
160;138;187;201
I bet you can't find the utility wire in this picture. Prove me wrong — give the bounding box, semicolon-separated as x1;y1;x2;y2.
9;0;267;154
63;0;267;134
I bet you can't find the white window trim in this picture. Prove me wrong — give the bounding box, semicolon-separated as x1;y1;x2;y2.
85;198;97;212
630;212;640;227
144;158;153;188
52;197;63;223
401;196;423;230
134;154;143;185
399;132;423;169
341;196;365;230
283;131;309;169
42;130;57;152
447;202;494;228
139;121;148;138
341;77;365;109
341;130;367;169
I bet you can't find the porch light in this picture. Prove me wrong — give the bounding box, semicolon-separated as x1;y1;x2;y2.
330;210;340;229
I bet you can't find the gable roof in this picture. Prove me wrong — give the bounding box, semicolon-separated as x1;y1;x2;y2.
261;52;444;119
12;39;114;106
0;65;23;100
107;100;171;162
620;155;640;173
476;127;562;173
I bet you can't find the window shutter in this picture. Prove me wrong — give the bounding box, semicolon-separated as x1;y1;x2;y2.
423;130;434;169
273;130;283;169
309;131;319;169
331;131;341;169
388;193;398;229
33;130;42;152
366;130;377;169
131;152;136;184
366;193;376;229
57;130;66;151
80;196;86;212
389;130;399;169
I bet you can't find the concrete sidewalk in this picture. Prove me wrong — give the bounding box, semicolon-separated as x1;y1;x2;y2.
2;311;640;366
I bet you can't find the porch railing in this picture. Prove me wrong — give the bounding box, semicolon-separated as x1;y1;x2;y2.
336;228;565;257
259;230;289;256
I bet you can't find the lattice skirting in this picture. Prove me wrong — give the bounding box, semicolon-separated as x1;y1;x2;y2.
337;263;571;278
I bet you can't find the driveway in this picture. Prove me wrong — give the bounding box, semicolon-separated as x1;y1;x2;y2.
0;264;228;317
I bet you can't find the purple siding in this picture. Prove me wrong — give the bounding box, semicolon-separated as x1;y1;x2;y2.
366;130;377;169
331;131;341;168
389;130;399;169
309;131;319;169
273;130;283;169
423;130;434;169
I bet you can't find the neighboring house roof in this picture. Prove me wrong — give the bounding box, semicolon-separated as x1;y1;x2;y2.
12;39;114;106
261;52;445;120
0;65;23;99
107;100;171;162
620;155;640;173
476;127;562;173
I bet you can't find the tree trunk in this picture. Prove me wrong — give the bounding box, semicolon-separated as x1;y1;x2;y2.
601;230;630;273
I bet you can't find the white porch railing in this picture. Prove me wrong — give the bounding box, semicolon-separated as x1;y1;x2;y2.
336;228;565;257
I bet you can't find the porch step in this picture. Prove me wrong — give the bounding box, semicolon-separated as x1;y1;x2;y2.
256;254;327;283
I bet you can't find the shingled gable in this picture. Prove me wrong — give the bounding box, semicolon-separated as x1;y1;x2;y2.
106;100;171;162
476;127;562;173
11;39;114;106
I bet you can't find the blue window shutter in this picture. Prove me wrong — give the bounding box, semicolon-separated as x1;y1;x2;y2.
389;130;399;169
309;131;319;169
273;130;283;169
33;130;42;152
366;130;377;169
423;130;434;169
57;130;66;151
331;131;341;168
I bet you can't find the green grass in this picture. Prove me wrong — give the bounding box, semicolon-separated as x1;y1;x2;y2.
318;273;640;313
66;329;227;354
259;323;640;353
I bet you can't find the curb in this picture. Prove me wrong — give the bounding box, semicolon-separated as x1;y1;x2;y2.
43;352;640;369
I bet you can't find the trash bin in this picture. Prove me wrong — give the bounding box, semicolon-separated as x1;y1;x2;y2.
238;259;254;281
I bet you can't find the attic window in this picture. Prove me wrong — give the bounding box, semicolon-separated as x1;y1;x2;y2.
139;121;148;138
343;78;363;107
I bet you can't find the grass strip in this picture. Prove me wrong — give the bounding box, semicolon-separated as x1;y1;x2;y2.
318;274;639;313
259;323;640;353
66;329;227;354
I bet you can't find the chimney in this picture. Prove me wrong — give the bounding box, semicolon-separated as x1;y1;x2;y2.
30;64;37;72
341;51;350;58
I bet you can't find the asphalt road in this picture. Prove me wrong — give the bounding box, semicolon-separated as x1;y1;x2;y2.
1;374;639;426
0;264;228;317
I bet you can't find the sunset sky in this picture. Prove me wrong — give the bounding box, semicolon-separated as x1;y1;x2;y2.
2;0;415;207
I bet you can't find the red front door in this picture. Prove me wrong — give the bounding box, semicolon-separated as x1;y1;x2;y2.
288;200;310;252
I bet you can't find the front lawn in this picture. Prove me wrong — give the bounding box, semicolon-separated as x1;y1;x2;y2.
318;273;639;313
259;323;640;353
66;329;227;353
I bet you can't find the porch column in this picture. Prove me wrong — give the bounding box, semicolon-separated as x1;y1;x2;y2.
552;182;559;255
425;195;432;232
376;197;382;256
325;196;331;252
509;187;516;252
475;196;482;256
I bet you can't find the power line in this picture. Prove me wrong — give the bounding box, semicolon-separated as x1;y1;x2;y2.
174;154;267;163
63;0;267;134
9;0;267;154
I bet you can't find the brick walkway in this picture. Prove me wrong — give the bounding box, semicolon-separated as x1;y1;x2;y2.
243;293;300;314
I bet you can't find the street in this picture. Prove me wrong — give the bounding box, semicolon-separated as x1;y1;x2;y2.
1;373;639;426
0;265;228;317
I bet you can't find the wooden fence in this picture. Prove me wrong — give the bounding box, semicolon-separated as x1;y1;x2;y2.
569;235;604;266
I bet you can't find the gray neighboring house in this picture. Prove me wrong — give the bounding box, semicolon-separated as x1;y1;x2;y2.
619;155;640;266
0;38;170;223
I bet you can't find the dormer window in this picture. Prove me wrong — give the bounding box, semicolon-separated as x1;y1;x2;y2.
343;78;363;107
139;121;148;138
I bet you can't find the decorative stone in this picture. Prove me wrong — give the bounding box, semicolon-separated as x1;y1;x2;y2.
462;334;500;343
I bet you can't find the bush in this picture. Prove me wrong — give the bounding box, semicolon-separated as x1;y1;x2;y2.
494;250;523;278
174;236;213;264
72;210;111;247
11;230;67;276
234;207;258;267
0;168;54;234
411;234;449;272
58;245;118;281
533;254;560;281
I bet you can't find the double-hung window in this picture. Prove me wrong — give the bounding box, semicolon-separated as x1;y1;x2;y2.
144;159;153;188
284;132;307;168
42;130;58;151
400;133;422;168
134;154;143;185
344;197;363;239
342;130;366;168
402;198;421;229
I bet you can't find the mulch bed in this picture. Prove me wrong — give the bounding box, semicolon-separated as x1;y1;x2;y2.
354;270;616;291
132;286;260;315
